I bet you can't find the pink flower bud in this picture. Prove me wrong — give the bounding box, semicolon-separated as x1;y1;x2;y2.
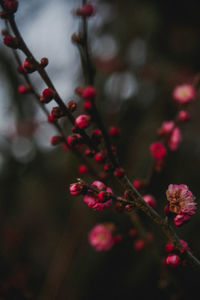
179;239;189;253
67;134;83;147
134;239;145;251
109;126;120;137
82;86;97;100
75;114;91;129
69;182;83;196
83;100;93;112
174;213;191;226
157;121;174;136
50;107;65;119
143;194;156;208
166;254;180;267
93;200;112;211
3;35;18;49
94;152;106;163
132;179;143;189
4;0;18;13
92;129;101;137
40;57;49;68
76;3;95;17
18;85;30;95
85;148;95;157
42;88;55;103
178;110;190;122
50;135;63;145
150;142;167;161
78;164;88;174
97;191;112;202
91;180;106;191
17;65;25;74
23;58;35;73
67;100;77;112
114;168;125;178
165;242;175;253
168;127;182;151
48;115;57;123
104;162;112;172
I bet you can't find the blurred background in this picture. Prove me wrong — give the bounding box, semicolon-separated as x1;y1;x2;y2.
0;0;200;299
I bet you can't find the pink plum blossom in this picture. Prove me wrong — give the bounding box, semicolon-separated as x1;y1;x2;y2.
173;84;195;104
88;224;114;251
83;181;113;210
166;184;196;226
150;142;167;162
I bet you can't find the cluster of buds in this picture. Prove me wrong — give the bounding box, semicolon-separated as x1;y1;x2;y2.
75;85;97;112
113;190;134;213
70;180;113;211
17;57;48;74
164;239;189;267
17;57;48;75
148;82;194;173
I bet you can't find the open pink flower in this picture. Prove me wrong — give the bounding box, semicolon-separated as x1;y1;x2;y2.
166;184;196;226
173;84;195;104
83;181;113;210
88;224;114;251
